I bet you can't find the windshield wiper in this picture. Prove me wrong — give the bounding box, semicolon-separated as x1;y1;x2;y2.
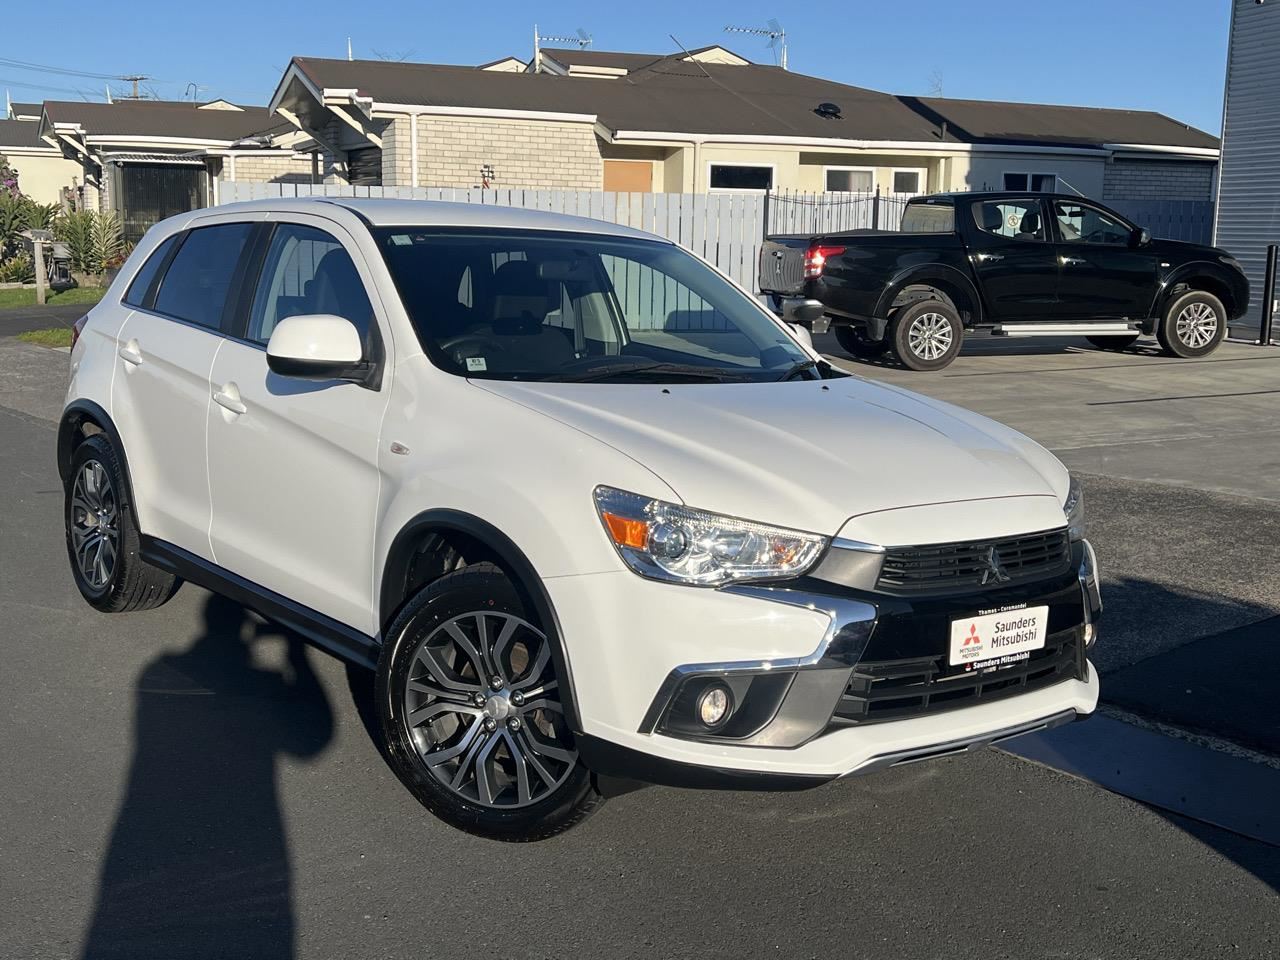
777;359;826;382
552;360;754;383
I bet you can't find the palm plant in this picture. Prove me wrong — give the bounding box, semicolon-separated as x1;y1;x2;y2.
54;210;96;273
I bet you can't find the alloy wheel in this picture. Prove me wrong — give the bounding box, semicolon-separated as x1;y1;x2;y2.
401;611;576;808
1175;302;1219;349
69;459;119;590
908;312;954;361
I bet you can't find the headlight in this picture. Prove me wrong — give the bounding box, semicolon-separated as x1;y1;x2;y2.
1063;475;1085;542
594;486;828;586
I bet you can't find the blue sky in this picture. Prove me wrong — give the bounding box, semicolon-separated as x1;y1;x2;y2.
4;0;1231;134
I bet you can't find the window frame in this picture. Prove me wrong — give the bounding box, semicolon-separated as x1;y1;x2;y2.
822;165;876;194
889;167;927;195
1048;198;1136;247
971;197;1053;244
122;234;182;310
1002;171;1059;192
706;162;776;193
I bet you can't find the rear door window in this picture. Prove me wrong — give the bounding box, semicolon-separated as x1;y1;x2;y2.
153;223;255;330
973;199;1046;241
123;234;180;308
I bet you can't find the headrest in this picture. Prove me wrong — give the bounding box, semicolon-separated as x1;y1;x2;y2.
982;204;1003;232
1019;210;1041;235
308;249;367;321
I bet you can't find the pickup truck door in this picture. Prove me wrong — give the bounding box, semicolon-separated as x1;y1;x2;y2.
1048;199;1159;320
965;197;1059;320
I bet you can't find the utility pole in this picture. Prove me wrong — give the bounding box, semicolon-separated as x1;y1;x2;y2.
120;75;149;99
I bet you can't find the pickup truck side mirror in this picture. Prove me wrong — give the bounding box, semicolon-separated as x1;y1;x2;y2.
266;314;369;383
1132;227;1152;248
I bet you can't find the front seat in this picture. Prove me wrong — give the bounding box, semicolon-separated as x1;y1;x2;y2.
983;204;1005;234
306;248;373;347
487;260;575;371
1017;209;1042;240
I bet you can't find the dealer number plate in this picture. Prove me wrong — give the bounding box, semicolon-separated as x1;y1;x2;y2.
949;606;1049;667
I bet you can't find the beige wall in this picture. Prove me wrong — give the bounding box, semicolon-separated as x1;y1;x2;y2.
5;150;82;205
413;115;602;189
796;152;940;193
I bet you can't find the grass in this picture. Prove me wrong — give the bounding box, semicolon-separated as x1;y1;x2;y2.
17;327;74;348
0;286;107;309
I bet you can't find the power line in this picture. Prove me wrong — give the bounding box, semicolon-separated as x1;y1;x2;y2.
0;75;99;97
0;56;167;84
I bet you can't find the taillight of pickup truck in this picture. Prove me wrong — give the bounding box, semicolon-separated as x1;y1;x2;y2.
803;244;846;279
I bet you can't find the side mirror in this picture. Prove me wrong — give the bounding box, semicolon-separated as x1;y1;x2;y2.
1133;227;1152;248
266;314;367;382
782;298;826;324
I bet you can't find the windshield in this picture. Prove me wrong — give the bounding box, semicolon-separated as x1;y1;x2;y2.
374;228;820;383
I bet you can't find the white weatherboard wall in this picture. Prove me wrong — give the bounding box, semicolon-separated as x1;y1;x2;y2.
1215;0;1280;335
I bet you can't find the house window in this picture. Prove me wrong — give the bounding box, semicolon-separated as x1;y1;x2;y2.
1003;172;1057;192
708;164;773;191
824;167;874;193
890;168;925;194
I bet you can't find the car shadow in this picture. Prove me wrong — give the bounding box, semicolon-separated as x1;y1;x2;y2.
813;332;1165;367
79;595;333;960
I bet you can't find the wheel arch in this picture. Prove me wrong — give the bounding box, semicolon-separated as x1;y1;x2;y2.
1156;263;1240;320
58;400;136;506
874;264;984;332
379;509;583;734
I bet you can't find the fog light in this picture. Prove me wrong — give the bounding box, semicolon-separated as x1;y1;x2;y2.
697;684;732;727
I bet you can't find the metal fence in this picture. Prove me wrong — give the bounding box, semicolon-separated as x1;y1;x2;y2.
764;189;919;236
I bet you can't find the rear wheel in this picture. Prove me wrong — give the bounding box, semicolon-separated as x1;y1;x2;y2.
64;434;180;612
889;300;964;371
834;324;889;360
1158;290;1226;358
376;563;602;841
1086;335;1140;352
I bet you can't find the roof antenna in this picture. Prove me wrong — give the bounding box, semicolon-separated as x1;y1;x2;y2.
347;37;353;61
105;84;112;104
725;20;787;69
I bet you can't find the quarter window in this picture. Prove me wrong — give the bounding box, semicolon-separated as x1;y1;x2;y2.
1053;201;1131;245
973;199;1046;241
123;234;179;308
247;224;373;346
152;223;254;330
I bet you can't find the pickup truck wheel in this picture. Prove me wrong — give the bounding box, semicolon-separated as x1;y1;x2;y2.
1086;335;1139;352
834;325;888;359
1158;291;1227;358
890;301;963;371
376;563;603;841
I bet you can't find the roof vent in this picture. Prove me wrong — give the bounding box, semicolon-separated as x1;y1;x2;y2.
815;101;842;120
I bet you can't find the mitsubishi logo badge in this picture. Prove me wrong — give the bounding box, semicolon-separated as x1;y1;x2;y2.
980;545;1012;585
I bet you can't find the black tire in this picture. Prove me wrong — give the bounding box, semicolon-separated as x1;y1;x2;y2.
888;300;964;371
1086;335;1140;352
834;324;889;359
376;563;603;841
1157;290;1227;358
64;434;180;612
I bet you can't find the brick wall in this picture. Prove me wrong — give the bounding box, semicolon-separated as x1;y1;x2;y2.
218;153;314;184
413;115;602;189
381;117;411;186
1103;160;1215;201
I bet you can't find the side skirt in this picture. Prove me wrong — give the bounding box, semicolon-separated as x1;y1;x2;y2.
139;536;380;670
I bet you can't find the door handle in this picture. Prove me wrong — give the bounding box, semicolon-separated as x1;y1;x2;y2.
212;385;247;416
1061;256;1086;266
974;253;1004;262
118;341;143;366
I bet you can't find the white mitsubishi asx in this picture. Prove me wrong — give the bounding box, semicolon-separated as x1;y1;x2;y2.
59;198;1100;840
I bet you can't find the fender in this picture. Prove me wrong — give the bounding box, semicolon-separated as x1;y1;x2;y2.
380;509;583;734
57;400;136;507
1150;260;1245;321
872;263;985;331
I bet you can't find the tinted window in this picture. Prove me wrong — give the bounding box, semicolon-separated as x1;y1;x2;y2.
153;223;254;329
1004;173;1057;192
826;168;873;192
123;235;179;308
1054;201;1131;245
973;200;1046;241
892;169;922;193
247;224;373;346
901;202;955;233
709;165;773;191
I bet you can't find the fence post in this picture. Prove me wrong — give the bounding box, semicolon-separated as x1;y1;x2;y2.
1260;243;1278;346
762;190;771;240
872;186;880;231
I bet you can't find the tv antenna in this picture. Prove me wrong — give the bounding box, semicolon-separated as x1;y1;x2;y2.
724;20;787;70
533;25;592;71
119;74;150;99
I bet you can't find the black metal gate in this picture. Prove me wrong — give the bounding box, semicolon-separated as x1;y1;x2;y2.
116;163;205;242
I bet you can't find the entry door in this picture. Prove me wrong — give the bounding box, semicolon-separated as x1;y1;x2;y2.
205;219;390;635
966;197;1059;321
1049;199;1160;320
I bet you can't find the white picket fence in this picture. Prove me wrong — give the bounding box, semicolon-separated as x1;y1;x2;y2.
216;182;921;291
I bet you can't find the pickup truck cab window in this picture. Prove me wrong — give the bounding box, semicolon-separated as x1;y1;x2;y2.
1053;201;1131;245
973;199;1047;242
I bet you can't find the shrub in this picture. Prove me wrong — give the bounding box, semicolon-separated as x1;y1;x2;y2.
54;210;95;273
0;254;35;283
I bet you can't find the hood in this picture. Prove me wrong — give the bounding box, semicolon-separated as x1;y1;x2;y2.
473;376;1068;536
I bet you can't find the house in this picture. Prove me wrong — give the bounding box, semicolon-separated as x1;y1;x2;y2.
1215;0;1280;338
1;102;82;205
266;45;1219;203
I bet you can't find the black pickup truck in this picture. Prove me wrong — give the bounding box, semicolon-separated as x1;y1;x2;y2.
760;191;1249;371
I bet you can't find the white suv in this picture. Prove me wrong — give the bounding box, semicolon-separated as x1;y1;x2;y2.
60;198;1101;840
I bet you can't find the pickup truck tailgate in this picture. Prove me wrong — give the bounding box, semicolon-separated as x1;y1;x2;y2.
758;236;809;296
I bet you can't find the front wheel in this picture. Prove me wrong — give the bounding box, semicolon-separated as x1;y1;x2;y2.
376;563;603;841
834;324;889;360
1158;290;1226;358
889;300;964;371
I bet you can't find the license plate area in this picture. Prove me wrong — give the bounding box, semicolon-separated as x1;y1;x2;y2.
949;605;1048;668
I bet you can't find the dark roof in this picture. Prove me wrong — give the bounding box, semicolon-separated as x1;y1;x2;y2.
287;53;1218;150
911;96;1218;150
41;99;290;142
0;118;53;149
8;101;43;118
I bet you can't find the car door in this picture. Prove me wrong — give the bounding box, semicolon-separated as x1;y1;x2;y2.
110;219;260;559
965;197;1060;321
205;216;391;635
1049;199;1160;319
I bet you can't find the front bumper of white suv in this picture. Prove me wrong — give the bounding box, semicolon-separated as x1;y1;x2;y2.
548;534;1101;788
